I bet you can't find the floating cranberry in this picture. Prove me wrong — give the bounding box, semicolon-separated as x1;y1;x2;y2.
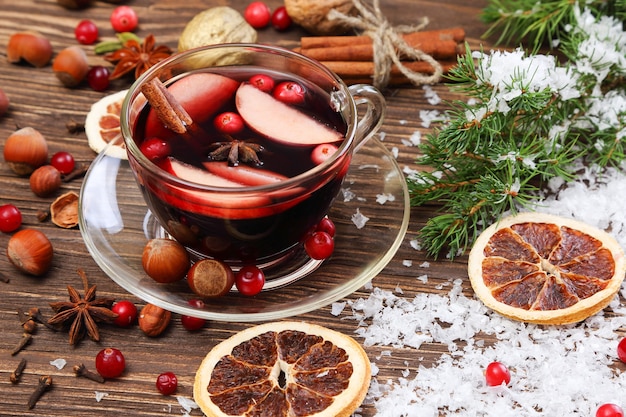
140;138;172;162
214;112;244;135
249;74;274;93
311;143;339;165
273;81;305;105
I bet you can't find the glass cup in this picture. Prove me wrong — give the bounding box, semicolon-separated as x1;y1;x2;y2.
121;43;385;270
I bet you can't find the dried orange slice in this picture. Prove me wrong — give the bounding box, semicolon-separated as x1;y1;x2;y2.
468;212;626;325
193;321;371;417
85;89;128;159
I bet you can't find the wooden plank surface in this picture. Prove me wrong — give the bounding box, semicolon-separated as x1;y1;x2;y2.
0;0;503;415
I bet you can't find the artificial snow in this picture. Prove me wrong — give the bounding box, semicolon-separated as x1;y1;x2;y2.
94;391;108;402
351;208;370;229
49;358;66;370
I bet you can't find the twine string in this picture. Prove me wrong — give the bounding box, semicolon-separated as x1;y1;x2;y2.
327;0;443;88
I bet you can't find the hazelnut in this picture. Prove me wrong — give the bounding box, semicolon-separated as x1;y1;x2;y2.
7;229;54;276
30;165;62;197
50;191;79;228
187;259;235;298
0;88;9;117
142;238;190;283
138;303;171;337
53;46;89;88
7;31;53;67
3;127;49;176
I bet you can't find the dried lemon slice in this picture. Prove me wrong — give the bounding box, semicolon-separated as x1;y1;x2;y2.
194;321;371;417
85;89;128;160
468;212;626;325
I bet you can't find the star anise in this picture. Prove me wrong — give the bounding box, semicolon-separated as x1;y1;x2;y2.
48;269;118;345
208;139;264;166
104;34;172;80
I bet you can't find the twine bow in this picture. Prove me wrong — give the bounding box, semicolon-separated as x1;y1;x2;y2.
328;0;443;88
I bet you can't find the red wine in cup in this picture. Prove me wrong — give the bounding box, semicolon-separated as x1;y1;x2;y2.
132;68;349;264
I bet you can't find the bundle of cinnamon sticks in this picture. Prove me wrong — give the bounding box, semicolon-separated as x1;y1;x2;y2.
294;27;466;86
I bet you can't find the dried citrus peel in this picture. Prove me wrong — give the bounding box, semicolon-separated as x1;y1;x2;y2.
468;212;626;325
193;321;371;417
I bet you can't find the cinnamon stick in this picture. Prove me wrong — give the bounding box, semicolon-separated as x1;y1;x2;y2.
320;60;458;80
299;27;466;50
298;39;463;62
140;78;193;135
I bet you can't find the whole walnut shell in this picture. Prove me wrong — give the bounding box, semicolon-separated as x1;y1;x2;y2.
178;7;257;52
284;0;356;35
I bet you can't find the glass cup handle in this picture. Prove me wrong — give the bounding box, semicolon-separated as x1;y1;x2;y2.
348;84;386;152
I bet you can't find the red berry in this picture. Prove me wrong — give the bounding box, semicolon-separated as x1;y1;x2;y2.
214;112;245;135
75;20;99;45
484;361;511;386
0;204;22;233
87;66;110;92
244;2;271;29
111;300;138;327
50;151;76;175
304;231;334;260
140;138;172;162
311;143;339;165
95;348;126;379
110;6;138;32
180;299;206;331
273;81;305;105
618;338;626;363
249;74;274;93
271;6;292;31
316;217;336;238
597;404;624;417
156;371;178;395
235;265;265;296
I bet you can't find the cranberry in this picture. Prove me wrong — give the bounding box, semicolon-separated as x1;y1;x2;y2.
244;2;271;29
156;371;178;395
484;361;511;386
597;404;624;417
75;20;99;45
50;151;75;175
618;338;626;363
304;231;335;260
235;265;265;296
140;138;172;162
95;348;126;379
271;6;292;31
111;300;138;327
87;66;110;92
249;74;274;93
311;143;339;165
316;217;336;238
273;81;305;105
214;112;245;135
110;6;138;32
180;299;206;331
0;204;22;233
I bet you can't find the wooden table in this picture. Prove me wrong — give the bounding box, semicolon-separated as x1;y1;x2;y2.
0;0;493;415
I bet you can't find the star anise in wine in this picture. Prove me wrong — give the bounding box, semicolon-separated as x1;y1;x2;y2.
48;269;118;345
104;34;172;80
208;138;264;166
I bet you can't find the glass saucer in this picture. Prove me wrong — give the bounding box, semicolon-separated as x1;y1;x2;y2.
78;137;409;322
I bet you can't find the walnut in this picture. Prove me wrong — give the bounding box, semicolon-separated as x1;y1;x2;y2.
178;7;257;52
50;191;79;228
284;0;356;35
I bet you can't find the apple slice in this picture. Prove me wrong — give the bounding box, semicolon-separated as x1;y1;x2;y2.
145;73;239;139
235;83;344;146
164;157;244;188
202;161;287;186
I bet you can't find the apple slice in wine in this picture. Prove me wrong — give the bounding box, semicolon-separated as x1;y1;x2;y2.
235;83;344;146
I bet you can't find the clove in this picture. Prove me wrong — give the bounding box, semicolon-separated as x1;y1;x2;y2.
27;307;58;331
73;363;105;383
12;333;32;356
61;163;89;182
28;375;52;409
10;358;27;384
0;271;9;283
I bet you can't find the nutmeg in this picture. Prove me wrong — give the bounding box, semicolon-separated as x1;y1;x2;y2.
7;31;53;67
3;127;49;176
138;303;171;337
53;46;89;88
284;0;356;35
30;165;62;197
7;229;54;276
